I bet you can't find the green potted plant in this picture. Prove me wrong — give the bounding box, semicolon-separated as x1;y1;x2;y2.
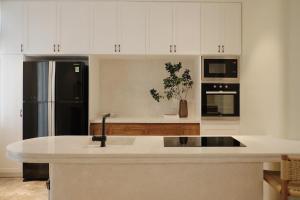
150;62;193;118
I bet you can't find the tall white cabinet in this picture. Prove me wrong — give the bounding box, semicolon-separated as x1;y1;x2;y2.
201;3;241;55
0;1;24;54
0;55;23;174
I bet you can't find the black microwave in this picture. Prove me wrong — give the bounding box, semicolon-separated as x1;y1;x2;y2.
202;57;239;83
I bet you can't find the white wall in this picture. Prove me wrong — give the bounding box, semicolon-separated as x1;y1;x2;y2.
286;0;300;140
240;0;288;137
89;56;200;119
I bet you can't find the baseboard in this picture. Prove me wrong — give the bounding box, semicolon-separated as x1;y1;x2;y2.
0;168;22;178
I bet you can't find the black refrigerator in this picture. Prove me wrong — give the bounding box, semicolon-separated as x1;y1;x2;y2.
23;60;88;181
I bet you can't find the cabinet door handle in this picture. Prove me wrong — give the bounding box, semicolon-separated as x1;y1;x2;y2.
218;45;221;53
118;44;121;53
20;109;23;118
53;44;56;52
174;45;177;53
57;44;60;52
170;45;173;53
222;45;225;53
114;44;117;52
20;44;23;52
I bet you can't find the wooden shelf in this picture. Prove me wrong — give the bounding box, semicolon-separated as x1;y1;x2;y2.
90;123;200;136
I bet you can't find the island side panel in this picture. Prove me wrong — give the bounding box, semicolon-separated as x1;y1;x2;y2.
50;162;263;200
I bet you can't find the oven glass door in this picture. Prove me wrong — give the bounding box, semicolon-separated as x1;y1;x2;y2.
204;59;238;78
206;93;236;116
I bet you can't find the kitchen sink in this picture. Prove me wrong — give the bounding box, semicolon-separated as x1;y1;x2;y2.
88;137;135;147
164;136;246;147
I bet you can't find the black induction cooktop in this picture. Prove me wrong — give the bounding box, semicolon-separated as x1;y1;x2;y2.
164;136;246;147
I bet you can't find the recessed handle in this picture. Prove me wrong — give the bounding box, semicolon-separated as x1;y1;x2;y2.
206;91;237;95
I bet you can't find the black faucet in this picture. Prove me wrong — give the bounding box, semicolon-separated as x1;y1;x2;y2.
92;113;111;147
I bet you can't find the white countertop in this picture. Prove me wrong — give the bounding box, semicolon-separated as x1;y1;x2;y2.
90;117;201;123
6;136;300;164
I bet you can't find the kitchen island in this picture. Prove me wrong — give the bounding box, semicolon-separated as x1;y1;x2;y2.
6;135;300;200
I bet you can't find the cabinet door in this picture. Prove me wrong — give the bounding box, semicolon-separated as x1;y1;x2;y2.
223;3;241;55
0;1;25;54
174;3;201;55
201;3;222;55
119;2;147;55
148;3;173;54
58;2;91;54
24;1;57;54
0;55;23;171
92;2;118;54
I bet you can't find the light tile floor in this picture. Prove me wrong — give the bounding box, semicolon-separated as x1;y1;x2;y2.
0;178;47;200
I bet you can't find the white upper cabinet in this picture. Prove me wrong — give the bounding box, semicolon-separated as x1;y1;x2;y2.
119;2;147;55
24;1;57;54
148;3;173;54
0;1;25;54
201;3;241;55
57;2;92;54
201;4;222;55
223;4;241;55
148;2;201;55
0;1;241;56
174;3;201;55
92;2;118;54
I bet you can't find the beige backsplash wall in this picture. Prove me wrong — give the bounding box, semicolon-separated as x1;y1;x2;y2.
89;56;200;119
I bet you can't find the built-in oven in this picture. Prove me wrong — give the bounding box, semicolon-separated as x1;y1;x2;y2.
202;83;240;118
202;56;239;83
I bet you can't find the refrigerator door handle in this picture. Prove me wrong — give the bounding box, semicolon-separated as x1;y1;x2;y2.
48;102;52;136
48;62;53;102
51;62;56;102
48;62;53;136
51;102;55;136
51;62;56;136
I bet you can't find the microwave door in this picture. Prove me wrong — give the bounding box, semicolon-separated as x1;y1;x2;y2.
202;57;239;82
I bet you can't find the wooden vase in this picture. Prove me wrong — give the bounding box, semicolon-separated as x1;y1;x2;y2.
179;100;188;118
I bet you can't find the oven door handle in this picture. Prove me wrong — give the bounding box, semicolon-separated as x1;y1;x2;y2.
206;91;237;95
